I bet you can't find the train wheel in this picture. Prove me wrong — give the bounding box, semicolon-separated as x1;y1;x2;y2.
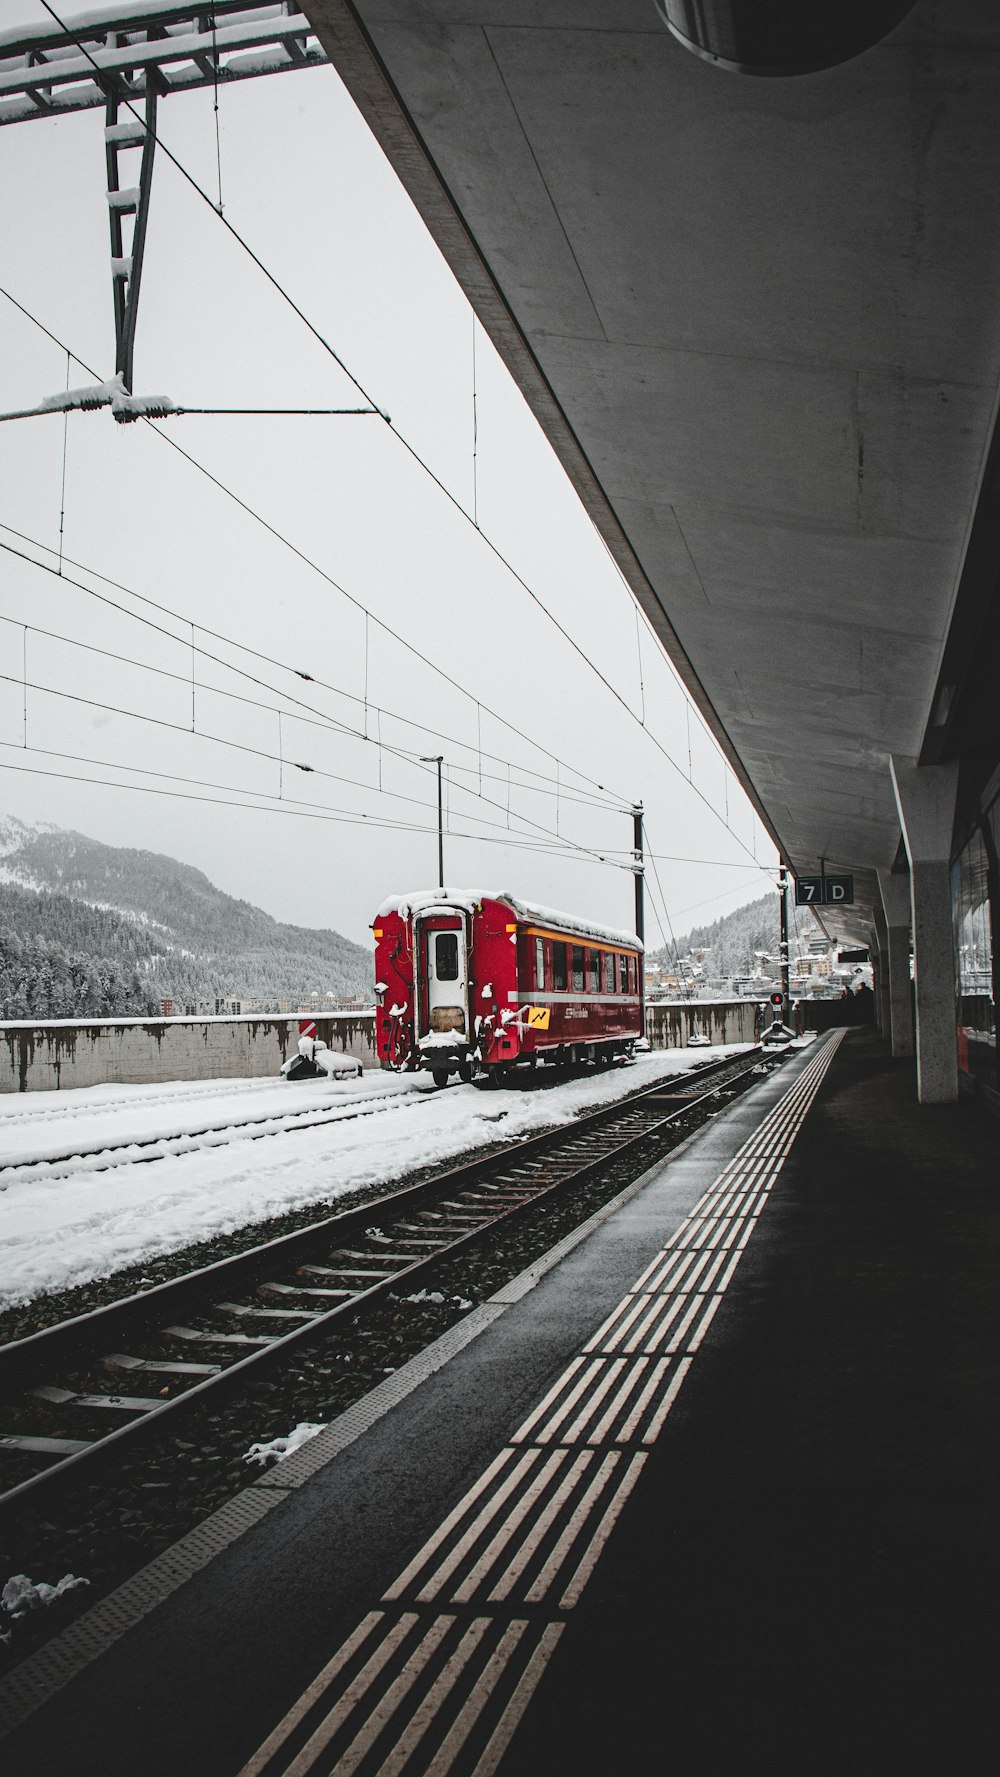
431;1068;450;1089
457;1062;473;1083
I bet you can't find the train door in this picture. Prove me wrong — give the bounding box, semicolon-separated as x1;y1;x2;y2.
419;918;468;1038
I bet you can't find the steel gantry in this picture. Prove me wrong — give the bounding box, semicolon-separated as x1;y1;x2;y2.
0;4;328;395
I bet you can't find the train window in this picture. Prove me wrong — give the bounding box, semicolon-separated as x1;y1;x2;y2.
628;956;636;993
618;954;628;992
535;937;545;988
572;945;584;992
604;952;615;992
587;950;599;992
435;932;459;981
553;942;567;991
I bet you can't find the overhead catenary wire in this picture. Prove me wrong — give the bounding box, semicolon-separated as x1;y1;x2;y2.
670;874;774;922
210;6;224;216
0;518;624;815
0;654;628;868
57;349;70;573
161;371;771;869
596;525;733;772
634;603;646;727
27;10;767;867
0;305;627;818
143;414;647;811
0;403;379;422
0;561;624;872
0;438;776;972
0;751;625;866
593;516;771;867
1;532;777;878
0;384;627;820
1;537;634;867
642;823;687;979
566;848;777;872
471;313;479;529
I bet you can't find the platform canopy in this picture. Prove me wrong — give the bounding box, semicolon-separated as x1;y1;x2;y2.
304;0;1000;944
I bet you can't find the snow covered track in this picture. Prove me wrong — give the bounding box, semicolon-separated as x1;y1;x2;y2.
0;1066;419;1179
0;1049;755;1309
0;1049;775;1521
0;1074;325;1131
0;1078;432;1185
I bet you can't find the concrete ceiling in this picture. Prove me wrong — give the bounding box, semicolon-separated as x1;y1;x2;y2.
306;1;1000;940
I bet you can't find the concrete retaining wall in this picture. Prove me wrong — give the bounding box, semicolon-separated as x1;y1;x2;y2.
645;1000;758;1050
1;994;872;1092
0;1014;378;1094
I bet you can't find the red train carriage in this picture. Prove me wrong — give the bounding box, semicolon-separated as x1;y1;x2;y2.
373;890;643;1086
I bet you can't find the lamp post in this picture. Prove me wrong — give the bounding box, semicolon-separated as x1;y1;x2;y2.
420;755;445;888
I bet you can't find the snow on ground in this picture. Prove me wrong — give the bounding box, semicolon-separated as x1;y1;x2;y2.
1;1572;89;1620
0;1071;421;1174
0;1047;750;1309
243;1423;325;1468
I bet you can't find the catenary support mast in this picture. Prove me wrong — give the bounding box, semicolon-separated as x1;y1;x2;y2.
633;802;645;1033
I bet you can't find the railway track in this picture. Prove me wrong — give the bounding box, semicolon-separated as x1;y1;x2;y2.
0;1077;431;1185
0;1073;290;1130
0;1046;779;1520
0;1055;675;1184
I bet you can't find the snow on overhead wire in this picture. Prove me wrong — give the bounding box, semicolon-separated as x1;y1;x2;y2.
37;375;174;421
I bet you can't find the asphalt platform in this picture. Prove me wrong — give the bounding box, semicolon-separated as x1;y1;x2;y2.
1;1030;997;1776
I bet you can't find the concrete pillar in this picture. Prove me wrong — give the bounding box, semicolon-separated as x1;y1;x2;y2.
871;904;891;1038
890;756;960;1104
877;868;915;1059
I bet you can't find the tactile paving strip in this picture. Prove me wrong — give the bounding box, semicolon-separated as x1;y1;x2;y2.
239;1032;846;1777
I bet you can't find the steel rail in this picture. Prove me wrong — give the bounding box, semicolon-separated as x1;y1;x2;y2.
0;1053;709;1179
0;1047;771;1516
0;1082;440;1181
0;1050;752;1375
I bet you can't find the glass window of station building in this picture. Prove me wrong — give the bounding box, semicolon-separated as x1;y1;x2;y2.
952;785;999;1109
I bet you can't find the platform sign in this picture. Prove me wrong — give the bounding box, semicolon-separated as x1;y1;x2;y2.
795;874;854;907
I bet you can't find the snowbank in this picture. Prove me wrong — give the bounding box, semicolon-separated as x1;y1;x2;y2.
0;1047;749;1308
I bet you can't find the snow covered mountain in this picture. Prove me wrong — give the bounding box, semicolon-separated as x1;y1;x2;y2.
0;818;372;1018
649;892;782;985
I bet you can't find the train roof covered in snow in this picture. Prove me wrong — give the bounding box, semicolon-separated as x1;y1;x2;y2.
374;889;643;953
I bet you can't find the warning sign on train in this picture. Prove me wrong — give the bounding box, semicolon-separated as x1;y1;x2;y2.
526;1006;551;1029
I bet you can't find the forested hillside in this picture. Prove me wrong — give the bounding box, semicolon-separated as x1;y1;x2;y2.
0;817;372;1019
0;885;163;1019
662;892;781;978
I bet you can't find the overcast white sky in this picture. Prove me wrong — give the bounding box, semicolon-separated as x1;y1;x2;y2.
0;1;778;949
